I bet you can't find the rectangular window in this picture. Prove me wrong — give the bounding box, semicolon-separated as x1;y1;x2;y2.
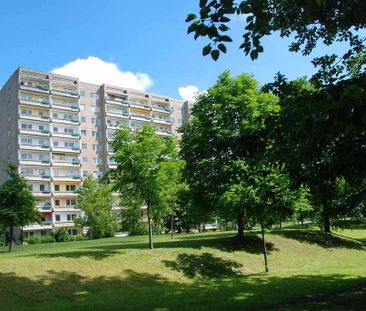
82;157;88;164
80;90;85;97
54;185;60;191
81;130;87;136
67;214;71;221
92;131;101;138
55;215;60;222
39;184;45;191
94;158;103;165
81;116;86;123
92;144;102;151
82;171;88;177
55;200;60;206
80;104;86;111
66;185;76;191
82;143;87;150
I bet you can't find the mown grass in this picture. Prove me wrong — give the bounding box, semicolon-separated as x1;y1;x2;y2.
0;229;365;311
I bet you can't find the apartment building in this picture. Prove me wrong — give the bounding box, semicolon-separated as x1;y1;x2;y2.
0;67;186;238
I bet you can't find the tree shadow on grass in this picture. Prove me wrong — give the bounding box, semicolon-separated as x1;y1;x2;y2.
27;234;276;261
272;230;365;250
0;270;365;311
162;252;244;279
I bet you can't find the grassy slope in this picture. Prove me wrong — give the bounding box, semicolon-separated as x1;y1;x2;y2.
0;229;365;311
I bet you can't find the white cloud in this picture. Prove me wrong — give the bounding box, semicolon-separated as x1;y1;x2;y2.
52;56;153;91
178;85;200;102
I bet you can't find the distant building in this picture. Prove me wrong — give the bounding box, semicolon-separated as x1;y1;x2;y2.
0;67;189;238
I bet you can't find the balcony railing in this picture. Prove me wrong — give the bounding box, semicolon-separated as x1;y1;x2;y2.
20;97;51;106
127;100;151;109
52;101;79;110
151;104;171;112
20;81;50;92
42;220;53;225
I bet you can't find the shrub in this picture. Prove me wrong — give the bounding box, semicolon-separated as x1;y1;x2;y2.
24;237;41;244
24;235;55;244
52;228;70;242
130;222;149;236
68;235;85;241
40;235;55;243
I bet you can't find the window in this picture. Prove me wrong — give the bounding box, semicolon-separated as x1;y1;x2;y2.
55;215;61;222
39;184;45;192
81;130;87;136
21;123;32;130
82;157;88;164
178;119;183;126
91;104;96;111
53;141;59;147
53;113;58;119
80;104;85;111
21;153;32;160
90;92;96;99
93;144;102;151
54;185;60;191
83;171;88;177
21;109;32;115
81;116;86;123
82;143;87;150
66;185;76;191
95;106;101;112
94;158;103;165
92;131;101;138
67;214;71;221
66;199;76;206
80;90;86;97
91;118;101;125
53;127;58;132
21;138;32;145
54;200;60;206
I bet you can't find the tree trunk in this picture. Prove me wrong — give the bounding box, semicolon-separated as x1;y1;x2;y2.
147;205;153;249
8;225;13;253
170;213;174;239
236;210;244;241
261;225;269;272
323;210;331;233
225;219;228;231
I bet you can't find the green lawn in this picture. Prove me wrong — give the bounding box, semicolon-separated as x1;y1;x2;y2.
0;229;365;311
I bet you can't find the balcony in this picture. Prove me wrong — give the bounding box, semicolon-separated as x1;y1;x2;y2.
51;116;80;125
19;81;50;94
19;141;51;151
130;112;152;122
37;202;52;210
19;111;50;122
51;87;80;99
19;125;50;136
151;104;171;113
105;109;129;119
52;143;81;154
52;155;81;167
42;220;53;225
53;205;80;212
51;99;80;111
52;128;80;139
152;116;172;125
53;172;82;181
19;156;51;166
156;129;173;137
105;95;129;107
21;171;51;181
127;100;151;110
19;96;51;108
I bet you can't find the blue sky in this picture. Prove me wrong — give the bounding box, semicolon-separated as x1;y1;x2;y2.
0;0;349;100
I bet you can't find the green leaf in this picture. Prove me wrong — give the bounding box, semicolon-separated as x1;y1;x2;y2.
202;44;212;56
200;0;208;8
211;49;220;61
218;43;227;53
185;14;197;23
250;50;258;60
220;35;233;42
187;23;198;34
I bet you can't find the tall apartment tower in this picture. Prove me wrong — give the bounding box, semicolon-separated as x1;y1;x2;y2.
0;67;186;238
